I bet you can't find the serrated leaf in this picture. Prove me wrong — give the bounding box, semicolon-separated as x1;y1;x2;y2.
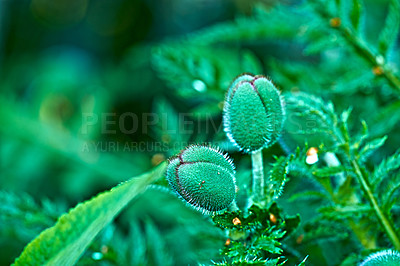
253;234;284;255
378;0;400;56
358;136;387;162
268;156;292;200
13;163;167;266
212;203;300;239
283;92;339;149
313;165;349;177
382;176;400;211
221;257;280;266
371;149;400;188
186;5;304;45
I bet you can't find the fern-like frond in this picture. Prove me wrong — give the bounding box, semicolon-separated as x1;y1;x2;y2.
13;163;167;265
380;171;400;212
371;148;400;188
378;0;400;57
357;136;387;163
185;5;304;45
283;92;340;149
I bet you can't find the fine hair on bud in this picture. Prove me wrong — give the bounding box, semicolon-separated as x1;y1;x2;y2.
165;145;236;214
360;250;400;266
223;73;285;153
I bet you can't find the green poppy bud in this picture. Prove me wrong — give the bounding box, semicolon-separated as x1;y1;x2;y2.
166;145;236;213
360;250;400;266
223;74;285;153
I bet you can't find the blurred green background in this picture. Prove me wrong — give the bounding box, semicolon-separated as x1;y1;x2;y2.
0;1;264;264
0;0;396;265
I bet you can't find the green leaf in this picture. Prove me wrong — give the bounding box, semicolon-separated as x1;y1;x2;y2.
151;45;262;99
268;203;301;236
0;191;64;244
268;156;292;200
126;221;147;265
378;0;400;56
371;100;400;137
144;218;174;266
213;257;280;266
382;172;400;211
253;232;285;255
371;148;400;188
303;219;350;243
289;190;330;202
212;203;300;237
303;37;338;55
13;162;167;266
358;136;387;162
352;120;369;150
349;0;364;32
283;92;339;149
185;5;304;45
318;205;373;221
312;165;349;177
297;256;309;266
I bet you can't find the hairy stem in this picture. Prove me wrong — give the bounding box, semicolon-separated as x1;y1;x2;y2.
351;158;400;250
251;149;265;204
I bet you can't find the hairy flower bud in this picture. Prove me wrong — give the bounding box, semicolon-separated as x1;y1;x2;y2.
223;74;285;153
166;145;236;213
360;250;400;266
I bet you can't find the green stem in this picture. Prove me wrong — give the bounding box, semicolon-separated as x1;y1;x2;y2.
251;149;265;204
351;158;400;250
340;27;400;93
312;0;400;95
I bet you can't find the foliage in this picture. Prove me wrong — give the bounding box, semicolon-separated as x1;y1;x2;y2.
14;163;167;265
2;0;400;265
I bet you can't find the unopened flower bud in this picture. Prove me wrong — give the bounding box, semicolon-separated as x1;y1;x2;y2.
223;74;285;153
166;145;236;213
360;250;400;266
